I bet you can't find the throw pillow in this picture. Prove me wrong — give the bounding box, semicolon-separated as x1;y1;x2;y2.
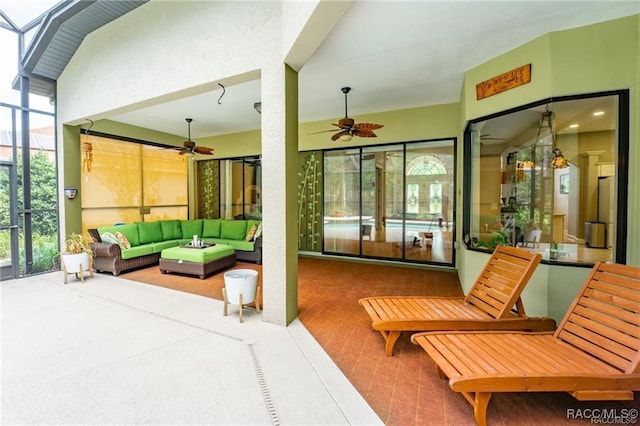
254;222;263;239
245;224;258;242
114;231;131;249
100;232;121;247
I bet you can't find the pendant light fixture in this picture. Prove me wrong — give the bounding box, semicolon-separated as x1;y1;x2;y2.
534;106;569;169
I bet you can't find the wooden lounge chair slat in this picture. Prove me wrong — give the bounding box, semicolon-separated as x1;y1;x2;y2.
578;296;640;328
471;274;515;302
587;283;640;310
404;298;434;317
558;329;632;371
411;262;640;426
359;245;554;356
502;333;619;374
569;306;640;351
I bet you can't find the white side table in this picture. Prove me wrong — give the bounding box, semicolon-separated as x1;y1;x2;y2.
223;269;260;322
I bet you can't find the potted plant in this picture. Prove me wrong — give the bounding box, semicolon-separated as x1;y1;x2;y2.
514;206;542;247
549;240;559;260
60;232;95;283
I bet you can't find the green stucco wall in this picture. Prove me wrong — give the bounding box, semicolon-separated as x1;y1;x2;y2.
460;14;640;323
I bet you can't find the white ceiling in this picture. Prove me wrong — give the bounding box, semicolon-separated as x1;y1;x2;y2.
108;1;640;140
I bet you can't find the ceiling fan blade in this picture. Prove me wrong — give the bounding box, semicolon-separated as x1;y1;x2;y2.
193;146;214;155
353;129;378;138
354;123;384;131
309;128;340;135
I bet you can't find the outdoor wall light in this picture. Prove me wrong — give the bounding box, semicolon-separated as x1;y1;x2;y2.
64;188;78;200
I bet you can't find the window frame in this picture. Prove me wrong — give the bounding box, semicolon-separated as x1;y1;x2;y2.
463;90;629;266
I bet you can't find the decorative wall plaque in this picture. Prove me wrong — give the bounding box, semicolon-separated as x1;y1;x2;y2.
476;64;531;100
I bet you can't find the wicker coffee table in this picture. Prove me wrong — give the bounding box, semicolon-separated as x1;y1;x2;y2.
159;244;236;279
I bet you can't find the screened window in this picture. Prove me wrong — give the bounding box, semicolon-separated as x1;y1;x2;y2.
80;133;188;230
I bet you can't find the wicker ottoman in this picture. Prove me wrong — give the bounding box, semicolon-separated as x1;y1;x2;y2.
159;244;236;279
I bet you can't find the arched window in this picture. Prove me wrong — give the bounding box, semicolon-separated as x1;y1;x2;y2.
406;155;447;175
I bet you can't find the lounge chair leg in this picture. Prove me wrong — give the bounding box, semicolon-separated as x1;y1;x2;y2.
473;392;492;426
382;330;401;356
435;364;447;379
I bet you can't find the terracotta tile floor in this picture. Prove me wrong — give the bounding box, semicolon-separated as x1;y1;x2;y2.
122;256;639;425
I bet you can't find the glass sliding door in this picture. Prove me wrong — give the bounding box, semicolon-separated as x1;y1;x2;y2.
323;140;456;266
362;146;404;259
403;141;455;263
323;149;361;255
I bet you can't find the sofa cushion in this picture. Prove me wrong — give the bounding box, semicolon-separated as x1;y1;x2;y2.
151;240;181;253
181;219;203;239
160;244;235;263
202;219;222;238
221;220;247;240
120;244;154;260
136;221;163;244
97;223;140;247
159;220;182;240
206;238;255;252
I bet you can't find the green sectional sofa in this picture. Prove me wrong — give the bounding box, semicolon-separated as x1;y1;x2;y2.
88;218;262;276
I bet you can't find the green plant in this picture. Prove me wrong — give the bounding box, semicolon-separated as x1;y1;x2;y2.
31;234;60;273
549;240;559;250
63;233;94;256
486;229;509;250
514;206;540;230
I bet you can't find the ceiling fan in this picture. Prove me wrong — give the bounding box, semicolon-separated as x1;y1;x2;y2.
313;87;384;141
175;118;214;156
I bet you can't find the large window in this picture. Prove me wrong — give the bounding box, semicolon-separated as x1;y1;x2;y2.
323;140;456;266
80;133;188;230
464;92;628;265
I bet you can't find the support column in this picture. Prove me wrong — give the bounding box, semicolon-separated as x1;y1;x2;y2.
261;64;299;326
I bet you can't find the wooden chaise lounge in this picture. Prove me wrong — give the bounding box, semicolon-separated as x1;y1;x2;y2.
411;261;640;426
358;245;556;356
